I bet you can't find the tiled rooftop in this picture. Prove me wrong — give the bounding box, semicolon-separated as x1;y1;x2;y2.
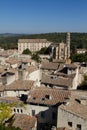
5;80;34;91
27;87;71;106
41;61;60;70
6;57;18;65
60;98;87;120
41;74;73;88
11;114;37;130
18;39;51;43
26;65;38;73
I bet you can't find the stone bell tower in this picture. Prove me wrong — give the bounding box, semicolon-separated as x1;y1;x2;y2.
66;32;70;58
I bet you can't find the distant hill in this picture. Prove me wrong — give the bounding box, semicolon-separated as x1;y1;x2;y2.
0;33;25;37
0;32;87;51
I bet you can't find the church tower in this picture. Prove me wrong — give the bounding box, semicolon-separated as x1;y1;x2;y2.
66;32;70;58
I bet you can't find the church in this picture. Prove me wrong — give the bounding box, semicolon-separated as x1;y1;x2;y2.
51;32;70;61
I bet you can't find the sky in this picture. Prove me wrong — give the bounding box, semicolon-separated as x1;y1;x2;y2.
0;0;87;33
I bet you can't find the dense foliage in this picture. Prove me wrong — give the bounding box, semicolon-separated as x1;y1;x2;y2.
31;53;41;63
0;102;14;123
71;53;87;62
77;75;87;90
22;48;31;55
0;124;21;130
0;33;87;51
37;47;51;55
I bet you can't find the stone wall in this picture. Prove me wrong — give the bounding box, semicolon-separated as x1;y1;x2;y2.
57;107;87;130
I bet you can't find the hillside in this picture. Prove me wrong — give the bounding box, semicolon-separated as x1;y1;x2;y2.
0;33;87;51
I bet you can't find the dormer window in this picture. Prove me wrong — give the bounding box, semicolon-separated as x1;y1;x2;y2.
45;95;52;100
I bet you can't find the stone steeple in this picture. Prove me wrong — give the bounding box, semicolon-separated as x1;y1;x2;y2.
66;32;70;58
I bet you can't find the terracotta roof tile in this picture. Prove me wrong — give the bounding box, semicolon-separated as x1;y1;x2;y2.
41;74;73;88
6;57;18;65
27;87;71;106
11;114;37;130
26;65;38;73
5;80;34;91
41;61;59;70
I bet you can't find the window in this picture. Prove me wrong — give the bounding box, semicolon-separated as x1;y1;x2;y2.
32;110;35;116
41;112;45;118
14;108;16;112
21;109;23;113
17;109;19;113
68;122;72;127
77;124;81;130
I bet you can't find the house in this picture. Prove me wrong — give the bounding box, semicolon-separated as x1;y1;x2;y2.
26;87;70;130
41;74;75;90
57;96;87;130
41;62;80;89
6;114;37;130
18;64;41;84
5;57;18;68
41;61;60;75
18;58;36;66
1;71;16;85
76;48;87;54
4;80;34;98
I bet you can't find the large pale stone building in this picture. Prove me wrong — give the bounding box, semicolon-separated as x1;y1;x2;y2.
51;32;70;60
18;39;52;54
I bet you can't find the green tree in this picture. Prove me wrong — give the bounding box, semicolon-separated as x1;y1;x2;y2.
22;48;31;55
0;103;13;123
37;47;50;55
0;124;21;130
0;102;20;124
77;75;87;90
31;53;41;63
71;53;87;63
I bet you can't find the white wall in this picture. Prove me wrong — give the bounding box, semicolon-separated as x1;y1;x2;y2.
7;75;16;85
27;70;42;81
5;90;30;97
11;63;18;69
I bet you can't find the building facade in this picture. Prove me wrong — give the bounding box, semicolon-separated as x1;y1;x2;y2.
57;98;87;130
18;39;52;54
51;32;70;60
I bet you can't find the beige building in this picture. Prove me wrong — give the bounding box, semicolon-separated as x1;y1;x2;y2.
51;32;70;60
18;39;52;54
76;48;87;54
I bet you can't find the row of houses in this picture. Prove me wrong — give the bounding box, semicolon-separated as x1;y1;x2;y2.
0;46;86;130
0;80;87;130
